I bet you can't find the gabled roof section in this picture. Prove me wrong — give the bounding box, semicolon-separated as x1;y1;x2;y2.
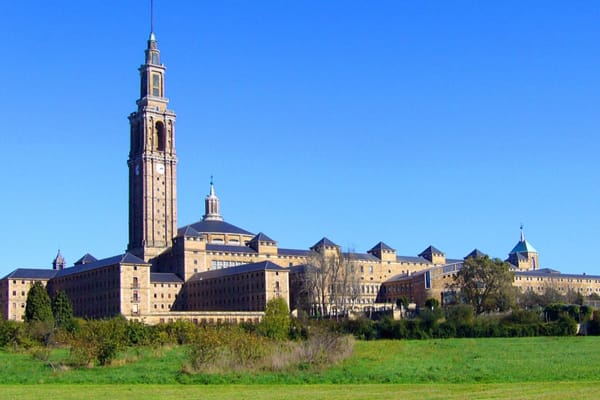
464;249;487;259
515;252;528;261
120;253;147;264
418;245;445;257
74;253;98;265
310;237;339;250
178;220;253;236
150;273;184;283
278;248;312;257
250;232;276;243
396;255;432;264
54;253;148;278
288;264;310;274
516;268;600;280
178;225;201;237
2;268;57;280
189;260;287;281
343;252;379;261
368;241;395;253
205;244;257;254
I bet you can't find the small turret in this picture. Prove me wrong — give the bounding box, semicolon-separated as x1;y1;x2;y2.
52;250;66;270
507;225;539;270
203;177;223;221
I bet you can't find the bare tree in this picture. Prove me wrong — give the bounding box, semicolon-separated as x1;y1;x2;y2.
301;249;361;318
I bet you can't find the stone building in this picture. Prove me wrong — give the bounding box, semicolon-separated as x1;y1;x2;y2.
2;24;599;323
381;230;600;309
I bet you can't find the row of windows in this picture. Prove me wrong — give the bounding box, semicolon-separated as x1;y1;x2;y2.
362;285;379;294
191;273;265;286
518;276;600;284
192;295;266;305
153;293;178;299
157;317;260;324
525;286;600;293
56;281;119;293
153;283;179;288
188;283;265;297
210;260;246;270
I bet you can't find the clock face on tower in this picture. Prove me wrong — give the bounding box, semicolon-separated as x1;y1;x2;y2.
156;163;165;175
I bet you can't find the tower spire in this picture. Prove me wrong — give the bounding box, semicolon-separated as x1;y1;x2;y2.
127;11;178;262
520;224;525;242
52;250;66;270
150;0;155;41
203;179;223;221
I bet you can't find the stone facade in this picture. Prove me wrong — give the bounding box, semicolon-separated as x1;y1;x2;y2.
2;27;598;323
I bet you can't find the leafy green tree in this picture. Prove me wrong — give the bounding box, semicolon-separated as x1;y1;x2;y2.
24;282;54;323
51;290;73;328
452;255;515;315
258;297;291;340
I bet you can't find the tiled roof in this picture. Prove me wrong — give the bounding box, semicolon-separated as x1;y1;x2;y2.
54;253;148;278
178;225;201;237
74;253;98;265
278;248;311;257
178;220;253;236
150;273;184;283
343;252;379;261
419;245;445;257
250;232;276;243
464;249;487;259
396;255;431;264
368;241;396;253
189;261;287;281
510;240;538;254
516;269;600;280
2;269;58;280
516;253;528;261
288;264;309;274
311;237;339;249
205;244;257;254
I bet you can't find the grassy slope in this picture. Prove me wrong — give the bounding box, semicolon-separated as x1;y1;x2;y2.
3;383;600;400
1;337;600;398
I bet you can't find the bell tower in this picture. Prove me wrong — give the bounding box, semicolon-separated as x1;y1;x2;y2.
127;23;178;262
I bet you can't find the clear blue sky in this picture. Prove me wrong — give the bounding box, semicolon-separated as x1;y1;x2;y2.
1;1;598;276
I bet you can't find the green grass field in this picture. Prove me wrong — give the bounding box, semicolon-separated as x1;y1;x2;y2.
1;337;599;398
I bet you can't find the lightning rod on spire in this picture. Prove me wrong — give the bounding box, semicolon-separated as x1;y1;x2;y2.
150;0;155;34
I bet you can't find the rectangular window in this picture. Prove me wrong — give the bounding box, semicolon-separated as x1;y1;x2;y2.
152;73;161;96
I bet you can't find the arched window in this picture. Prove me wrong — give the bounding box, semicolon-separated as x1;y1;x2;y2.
155;121;165;151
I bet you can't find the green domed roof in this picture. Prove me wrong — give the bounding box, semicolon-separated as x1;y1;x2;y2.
510;226;538;254
510;239;537;254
